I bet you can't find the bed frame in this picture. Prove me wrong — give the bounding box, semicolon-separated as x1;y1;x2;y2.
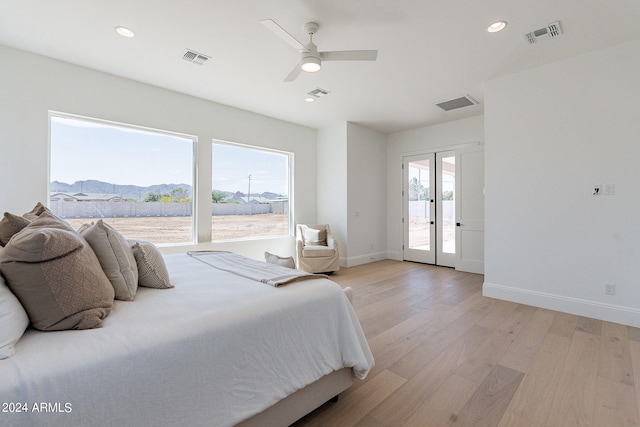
238;368;353;426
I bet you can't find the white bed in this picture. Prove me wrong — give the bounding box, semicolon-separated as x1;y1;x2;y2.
0;253;374;427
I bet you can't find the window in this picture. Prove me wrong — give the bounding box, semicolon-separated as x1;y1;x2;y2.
212;141;291;241
49;113;195;245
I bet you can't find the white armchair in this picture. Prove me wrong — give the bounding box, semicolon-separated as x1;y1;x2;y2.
296;224;340;273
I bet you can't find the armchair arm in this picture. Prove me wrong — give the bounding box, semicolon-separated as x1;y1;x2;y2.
326;233;337;250
296;236;304;257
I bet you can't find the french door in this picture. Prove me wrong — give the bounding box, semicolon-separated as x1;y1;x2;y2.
403;146;484;273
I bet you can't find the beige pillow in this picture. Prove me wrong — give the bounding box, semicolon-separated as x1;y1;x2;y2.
264;251;296;269
0;212;30;246
0;212;114;331
303;227;327;246
0;202;54;247
80;220;138;301
22;202;48;221
129;240;173;289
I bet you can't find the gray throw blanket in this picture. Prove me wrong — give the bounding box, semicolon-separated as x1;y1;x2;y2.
187;251;326;287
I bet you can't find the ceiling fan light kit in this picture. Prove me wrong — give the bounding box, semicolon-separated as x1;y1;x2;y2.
301;55;321;72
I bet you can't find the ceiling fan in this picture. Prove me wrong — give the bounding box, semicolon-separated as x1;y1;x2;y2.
260;19;378;82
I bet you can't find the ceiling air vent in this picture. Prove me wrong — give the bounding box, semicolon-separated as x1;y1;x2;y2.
435;94;478;112
182;49;210;65
524;21;562;44
307;87;331;99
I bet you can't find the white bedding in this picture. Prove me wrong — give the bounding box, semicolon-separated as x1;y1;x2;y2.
0;253;374;427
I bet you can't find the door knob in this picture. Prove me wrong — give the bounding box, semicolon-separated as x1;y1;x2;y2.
456;222;461;227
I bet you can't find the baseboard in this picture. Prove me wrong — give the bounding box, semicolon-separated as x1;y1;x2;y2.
483;282;640;328
344;251;388;267
386;250;402;261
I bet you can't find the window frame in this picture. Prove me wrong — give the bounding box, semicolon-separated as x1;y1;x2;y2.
211;139;294;242
48;111;198;246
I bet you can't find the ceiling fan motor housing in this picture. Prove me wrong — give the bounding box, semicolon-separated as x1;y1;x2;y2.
304;22;319;36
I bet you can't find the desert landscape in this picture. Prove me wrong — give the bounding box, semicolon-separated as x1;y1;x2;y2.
65;213;289;244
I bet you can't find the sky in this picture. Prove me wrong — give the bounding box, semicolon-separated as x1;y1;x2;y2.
50;115;289;194
212;143;288;195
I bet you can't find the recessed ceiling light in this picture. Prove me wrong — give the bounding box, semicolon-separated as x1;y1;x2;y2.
487;21;507;33
115;26;135;38
305;97;316;103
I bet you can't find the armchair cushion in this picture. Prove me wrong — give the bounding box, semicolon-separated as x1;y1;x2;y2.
302;245;337;258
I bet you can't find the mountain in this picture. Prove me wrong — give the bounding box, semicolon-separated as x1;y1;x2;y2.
50;180;285;201
50;180;193;201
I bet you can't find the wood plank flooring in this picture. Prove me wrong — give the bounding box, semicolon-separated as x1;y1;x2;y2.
292;259;640;427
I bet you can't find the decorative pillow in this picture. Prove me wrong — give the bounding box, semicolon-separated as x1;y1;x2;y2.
303;226;327;246
0;212;114;331
264;251;296;269
0;274;29;359
80;220;138;301
22;202;48;221
0;212;30;247
129;240;173;289
0;203;53;247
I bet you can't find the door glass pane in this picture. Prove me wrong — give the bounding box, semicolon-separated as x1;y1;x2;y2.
408;159;430;250
441;156;455;253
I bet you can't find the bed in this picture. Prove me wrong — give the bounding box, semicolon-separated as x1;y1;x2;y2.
0;246;374;426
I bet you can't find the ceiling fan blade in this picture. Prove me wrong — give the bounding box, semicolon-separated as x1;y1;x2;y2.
321;50;378;61
284;61;303;82
260;19;308;52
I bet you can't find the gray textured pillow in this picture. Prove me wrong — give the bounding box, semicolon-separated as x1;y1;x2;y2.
0;212;30;247
80;220;138;301
0;212;114;331
129;240;173;289
264;251;296;269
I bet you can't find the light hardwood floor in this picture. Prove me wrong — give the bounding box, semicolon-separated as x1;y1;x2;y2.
293;259;640;427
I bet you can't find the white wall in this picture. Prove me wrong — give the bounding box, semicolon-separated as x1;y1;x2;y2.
346;122;387;266
317;122;387;267
484;39;640;327
317;122;348;258
0;45;317;260
386;116;484;260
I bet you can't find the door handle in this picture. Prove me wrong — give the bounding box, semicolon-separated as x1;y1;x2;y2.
456;222;461;227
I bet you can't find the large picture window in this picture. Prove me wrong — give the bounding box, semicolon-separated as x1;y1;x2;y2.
49;113;195;245
212;141;291;241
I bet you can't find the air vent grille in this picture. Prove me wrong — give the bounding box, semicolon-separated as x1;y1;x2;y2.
307;87;331;99
435;95;478;112
524;21;563;44
182;49;210;65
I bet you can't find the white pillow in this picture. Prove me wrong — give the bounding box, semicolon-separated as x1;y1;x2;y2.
264;251;296;269
0;273;30;359
302;227;327;246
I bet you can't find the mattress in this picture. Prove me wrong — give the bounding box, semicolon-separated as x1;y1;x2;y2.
0;253;374;427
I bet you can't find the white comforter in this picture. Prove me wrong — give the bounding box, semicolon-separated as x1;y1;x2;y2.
0;253;374;427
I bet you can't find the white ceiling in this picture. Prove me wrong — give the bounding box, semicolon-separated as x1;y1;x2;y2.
2;0;640;134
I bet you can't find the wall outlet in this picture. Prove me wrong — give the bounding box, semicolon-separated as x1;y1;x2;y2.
604;183;615;195
604;283;616;295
